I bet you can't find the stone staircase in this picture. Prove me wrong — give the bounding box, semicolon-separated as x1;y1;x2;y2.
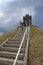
0;27;28;65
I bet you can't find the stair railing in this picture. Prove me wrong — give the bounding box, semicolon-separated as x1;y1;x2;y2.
23;25;30;65
13;25;30;65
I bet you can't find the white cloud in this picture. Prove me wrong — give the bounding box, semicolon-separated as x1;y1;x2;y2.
13;7;35;20
3;13;14;24
0;5;35;28
1;7;35;25
0;10;5;18
0;13;15;26
0;10;7;27
0;12;3;17
0;10;3;17
0;0;20;4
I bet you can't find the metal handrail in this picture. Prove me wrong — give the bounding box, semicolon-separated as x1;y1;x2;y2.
0;39;8;46
13;27;27;65
23;25;30;65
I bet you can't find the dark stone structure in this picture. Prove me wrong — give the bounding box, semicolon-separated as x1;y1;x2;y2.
23;14;32;26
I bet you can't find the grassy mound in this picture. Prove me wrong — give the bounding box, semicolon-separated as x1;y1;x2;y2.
28;25;43;65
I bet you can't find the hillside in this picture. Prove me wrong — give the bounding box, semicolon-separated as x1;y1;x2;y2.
0;25;43;65
0;27;20;44
28;25;43;65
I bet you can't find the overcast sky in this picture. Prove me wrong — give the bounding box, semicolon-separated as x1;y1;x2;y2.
0;0;43;33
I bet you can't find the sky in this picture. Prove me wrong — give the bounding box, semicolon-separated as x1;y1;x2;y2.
0;0;43;33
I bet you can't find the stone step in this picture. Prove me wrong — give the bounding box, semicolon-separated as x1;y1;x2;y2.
6;40;21;44
6;40;26;45
3;43;20;48
8;38;27;43
0;57;23;65
3;43;26;48
8;39;21;41
12;38;27;41
8;38;22;41
17;34;23;37
0;47;25;53
0;51;24;60
15;36;22;39
14;37;22;40
15;33;23;37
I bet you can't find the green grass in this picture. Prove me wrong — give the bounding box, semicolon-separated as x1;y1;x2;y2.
0;27;21;44
28;25;43;65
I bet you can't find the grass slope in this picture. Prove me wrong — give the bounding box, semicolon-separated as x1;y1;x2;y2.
0;27;20;44
28;26;43;65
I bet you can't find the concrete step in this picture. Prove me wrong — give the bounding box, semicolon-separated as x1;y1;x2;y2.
8;39;27;43
14;37;22;40
6;40;21;44
8;39;21;42
15;33;23;37
0;57;23;65
0;47;25;53
0;51;24;60
6;40;26;45
13;38;27;41
17;34;23;37
3;43;20;48
13;36;22;39
3;42;26;48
